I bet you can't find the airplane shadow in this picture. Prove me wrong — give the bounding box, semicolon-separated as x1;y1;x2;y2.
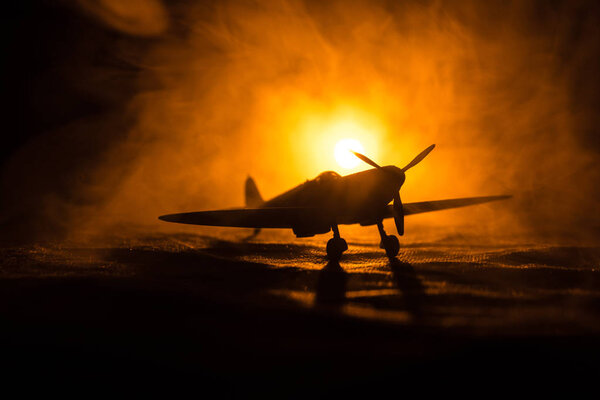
315;254;426;321
388;256;426;321
131;233;428;320
315;260;347;306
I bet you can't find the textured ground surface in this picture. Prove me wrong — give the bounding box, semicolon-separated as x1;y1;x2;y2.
1;225;599;395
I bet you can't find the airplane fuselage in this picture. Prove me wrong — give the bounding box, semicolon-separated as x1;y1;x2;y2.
263;167;404;236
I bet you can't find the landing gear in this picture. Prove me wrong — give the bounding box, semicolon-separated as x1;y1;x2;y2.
326;224;348;261
377;221;399;258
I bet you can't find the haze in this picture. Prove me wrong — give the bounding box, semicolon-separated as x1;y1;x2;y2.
2;0;599;243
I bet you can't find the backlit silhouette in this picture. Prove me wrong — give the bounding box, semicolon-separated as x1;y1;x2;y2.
159;145;510;260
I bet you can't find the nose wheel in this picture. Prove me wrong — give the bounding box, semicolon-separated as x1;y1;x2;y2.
377;221;399;258
326;224;348;261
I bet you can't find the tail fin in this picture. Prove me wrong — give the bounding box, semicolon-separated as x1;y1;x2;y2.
245;176;263;207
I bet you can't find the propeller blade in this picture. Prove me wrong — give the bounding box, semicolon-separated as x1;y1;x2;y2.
393;192;404;236
401;144;435;172
352;152;382;169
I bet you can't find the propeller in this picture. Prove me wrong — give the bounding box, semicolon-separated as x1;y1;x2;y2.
353;144;435;236
352;151;381;169
393;192;404;235
401;144;435;172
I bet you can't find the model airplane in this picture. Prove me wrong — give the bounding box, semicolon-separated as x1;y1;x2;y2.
159;145;510;260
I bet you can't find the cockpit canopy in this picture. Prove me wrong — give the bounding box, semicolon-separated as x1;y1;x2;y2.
314;171;341;183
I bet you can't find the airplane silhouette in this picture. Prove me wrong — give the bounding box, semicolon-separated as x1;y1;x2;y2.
159;145;510;260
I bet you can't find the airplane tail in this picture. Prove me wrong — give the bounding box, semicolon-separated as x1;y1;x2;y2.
245;176;264;207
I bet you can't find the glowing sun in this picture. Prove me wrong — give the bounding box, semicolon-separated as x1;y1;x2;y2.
334;138;365;169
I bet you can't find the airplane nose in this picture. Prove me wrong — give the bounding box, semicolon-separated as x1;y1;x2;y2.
392;167;405;186
381;167;404;192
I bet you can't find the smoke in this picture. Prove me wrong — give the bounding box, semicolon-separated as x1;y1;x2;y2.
2;0;599;242
76;0;169;36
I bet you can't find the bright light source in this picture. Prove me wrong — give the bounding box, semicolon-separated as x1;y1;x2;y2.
334;138;365;169
291;108;382;176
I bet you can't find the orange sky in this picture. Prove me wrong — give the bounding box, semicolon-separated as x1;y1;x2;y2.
2;0;599;241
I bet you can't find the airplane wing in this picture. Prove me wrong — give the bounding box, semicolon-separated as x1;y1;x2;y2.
160;195;510;228
158;207;321;228
385;195;511;217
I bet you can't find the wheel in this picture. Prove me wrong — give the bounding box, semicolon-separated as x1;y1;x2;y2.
381;235;399;258
326;237;348;261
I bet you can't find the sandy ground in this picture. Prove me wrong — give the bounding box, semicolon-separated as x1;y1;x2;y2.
1;224;599;395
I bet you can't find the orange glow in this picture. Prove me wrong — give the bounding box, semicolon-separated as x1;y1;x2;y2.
19;0;593;240
334;138;364;169
290;108;384;177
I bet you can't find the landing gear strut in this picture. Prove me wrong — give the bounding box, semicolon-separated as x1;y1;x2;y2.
326;224;348;261
377;221;399;258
